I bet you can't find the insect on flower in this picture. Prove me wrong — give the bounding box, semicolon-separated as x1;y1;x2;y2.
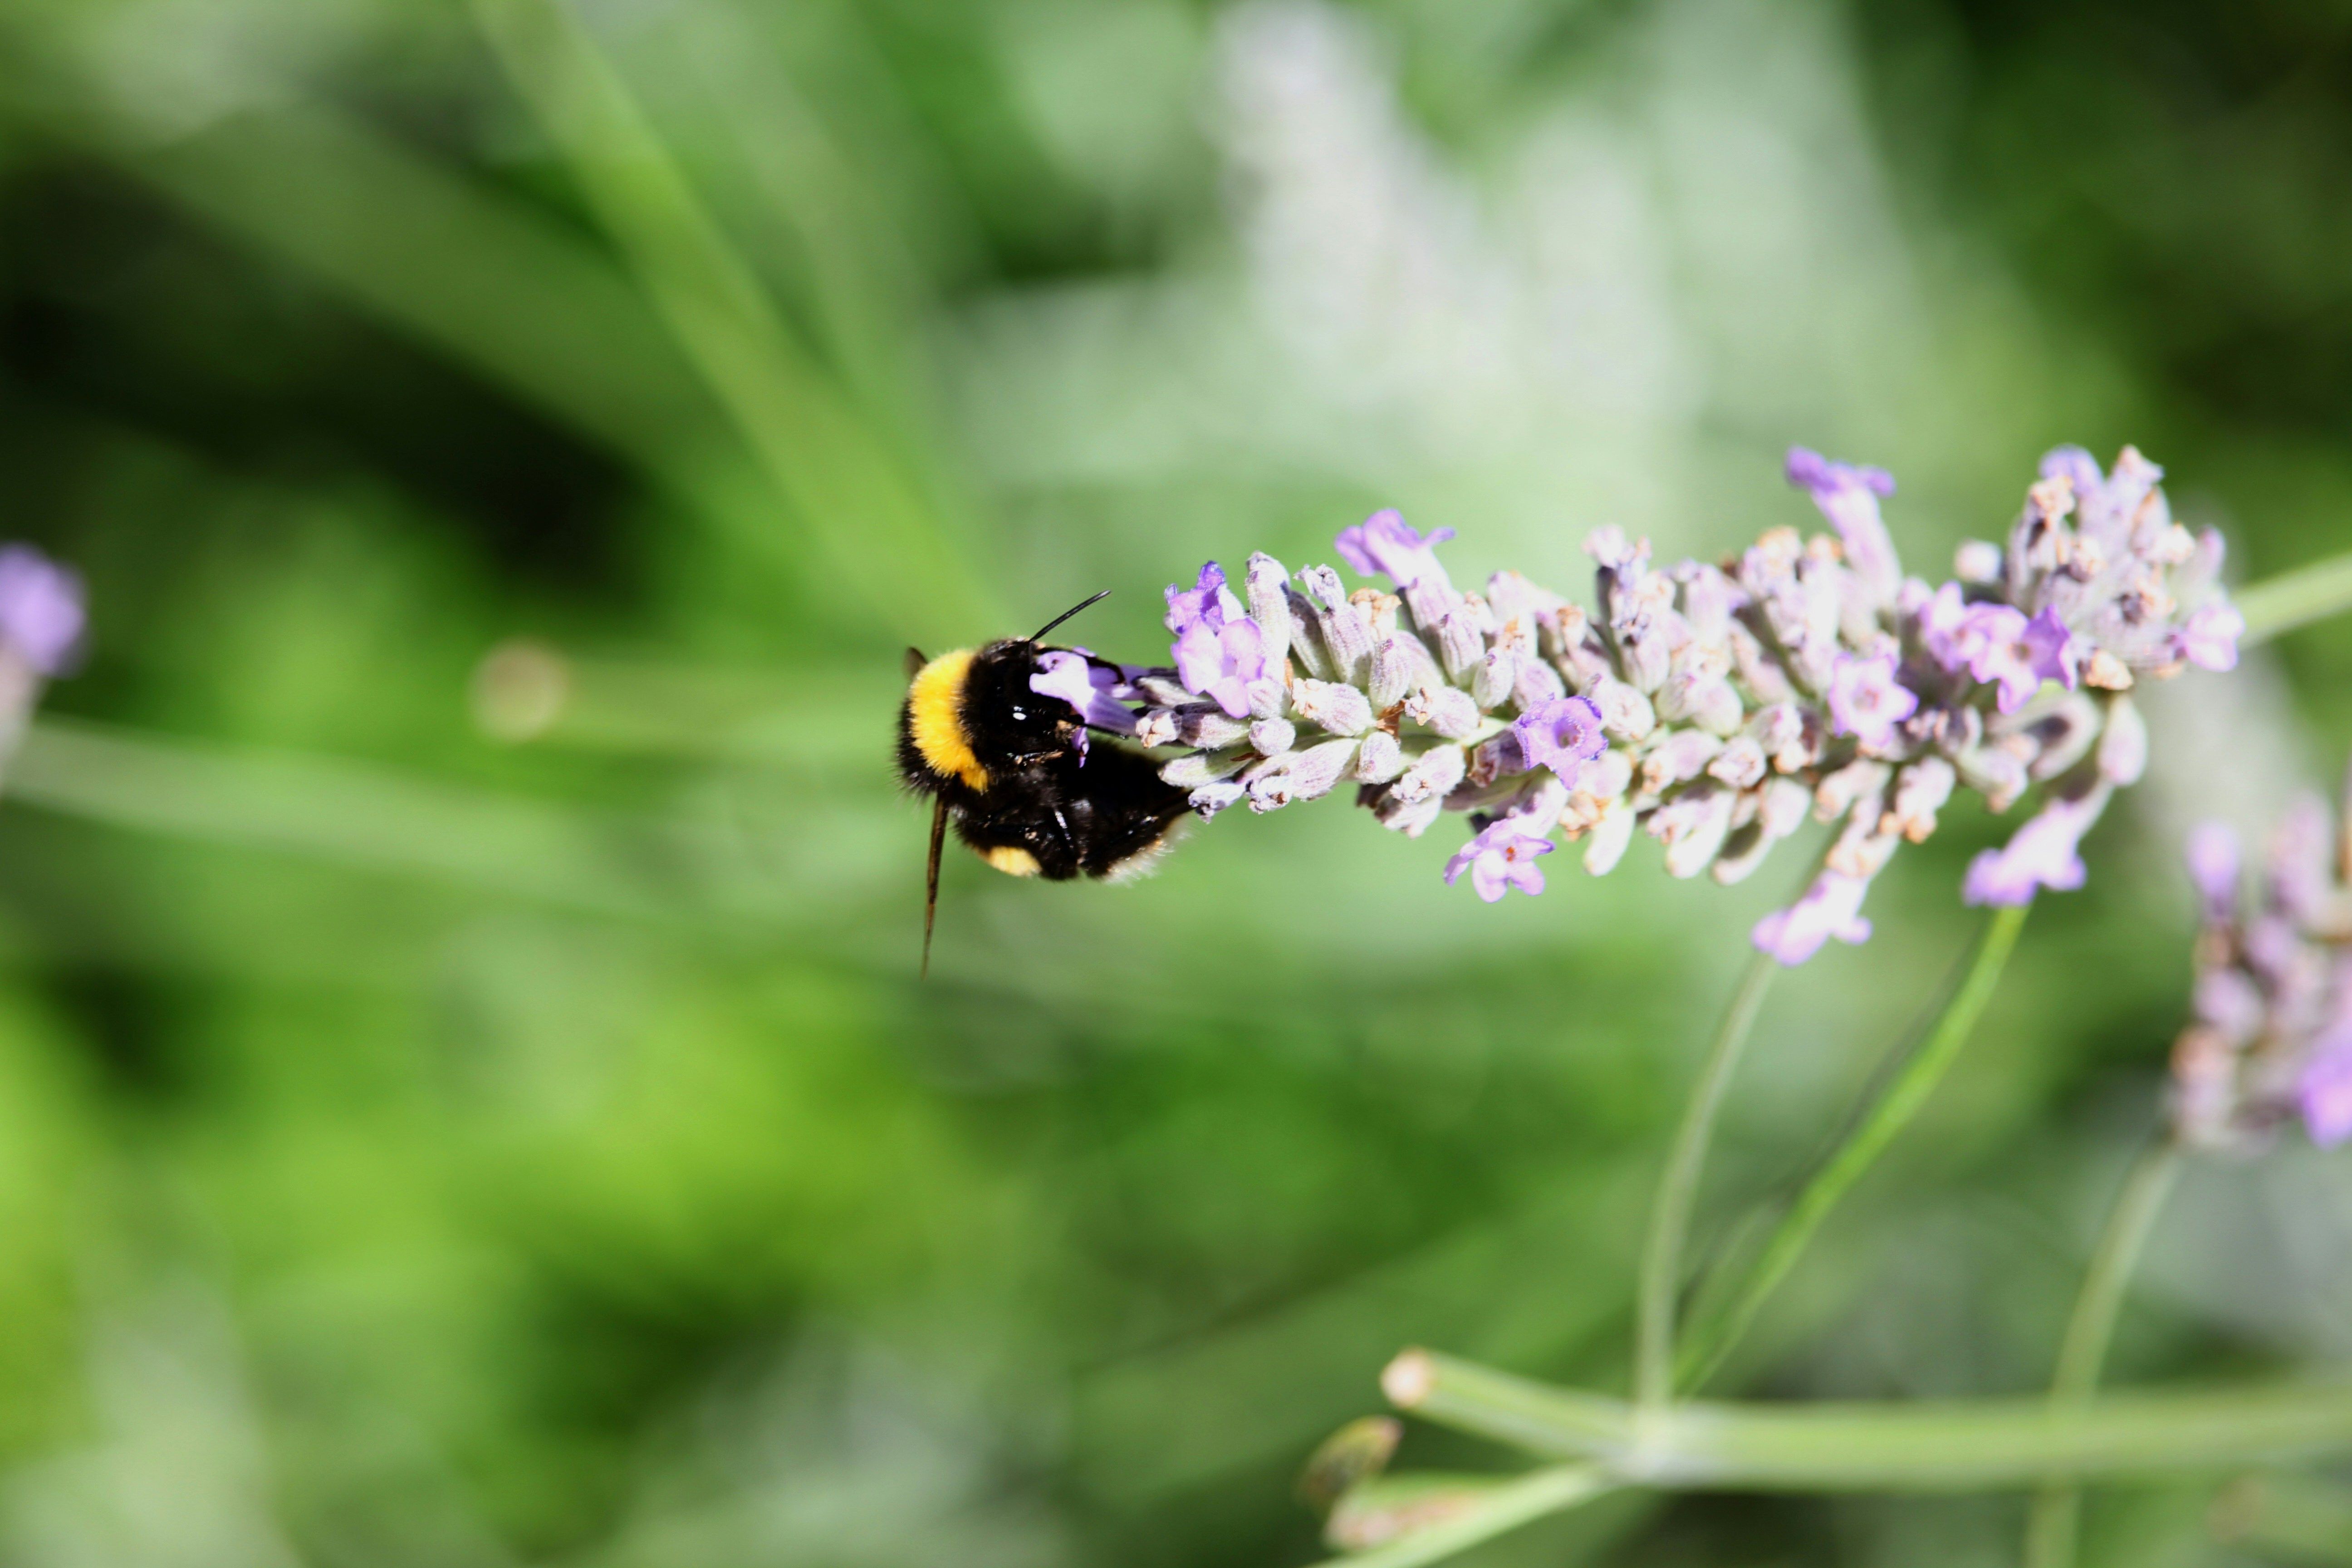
897;592;1190;974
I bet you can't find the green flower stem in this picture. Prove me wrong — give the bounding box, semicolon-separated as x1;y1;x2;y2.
1634;950;1779;1410
1677;902;2030;1391
2237;552;2352;647
2023;1138;2186;1568
1309;1465;1614;1568
1382;1348;2352;1490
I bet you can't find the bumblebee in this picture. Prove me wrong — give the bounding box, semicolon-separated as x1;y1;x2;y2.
897;592;1190;972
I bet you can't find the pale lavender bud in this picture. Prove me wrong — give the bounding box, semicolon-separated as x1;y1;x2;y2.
1590;677;1656;742
1189;780;1246;818
1434;610;1485;682
1511;656;1566;714
2016;692;2102;782
1886;757;1957;843
1552;605;1616;691
1502;771;1571;836
1584;799;1637;875
1954;741;2029;814
1245;676;1288;721
1389;743;1467;806
1955;540;2002;584
1174;706;1254;748
1299;565;1372;685
1250;717;1297;756
1371;787;1445;837
0;548;83;677
1471;647;1516;710
1248;738;1357;811
2096;696;2148;786
1368;638;1414;710
1640;729;1724;794
1650;784;1735;878
1245;553;1294;670
1707;734;1768;790
1750;702;1812;774
1133;708;1179;748
1728;623;1797;705
1290;679;1374;736
1657;671;1744;737
1162;747;1250;788
1406;684;1482;740
1617;625;1672;694
2177;601;2244;673
1814;759;1891;823
1751;870;1875;966
1133;674;1192;707
1355;729;1406;783
1283;585;1334;680
2300;1025;2352;1147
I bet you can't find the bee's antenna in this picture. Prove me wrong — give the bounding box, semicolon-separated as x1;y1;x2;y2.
1026;589;1112;645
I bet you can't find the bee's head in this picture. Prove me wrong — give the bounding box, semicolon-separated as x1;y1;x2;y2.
898;593;1111;794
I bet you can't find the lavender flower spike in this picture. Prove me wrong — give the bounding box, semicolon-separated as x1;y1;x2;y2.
0;545;85;677
1134;442;2239;962
1751;870;1874;966
1444;818;1553;903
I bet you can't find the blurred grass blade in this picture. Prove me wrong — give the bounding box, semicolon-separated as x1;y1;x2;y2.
8;716;677;921
470;0;1000;636
1678;903;2030;1390
2238;553;2352;646
1311;1465;1612;1568
2210;1474;2352;1563
1386;1349;2352;1490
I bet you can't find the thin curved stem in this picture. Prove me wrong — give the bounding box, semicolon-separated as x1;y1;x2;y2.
2023;1138;2185;1568
1678;903;2030;1391
2237;551;2352;647
1308;1465;1614;1568
1634;949;1778;1411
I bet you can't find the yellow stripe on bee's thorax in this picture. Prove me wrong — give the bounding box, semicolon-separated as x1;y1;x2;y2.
980;845;1041;877
909;648;990;791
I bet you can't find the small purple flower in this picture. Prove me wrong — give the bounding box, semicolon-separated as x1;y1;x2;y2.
1510;695;1607;779
1335;509;1457;594
2176;601;2244;673
1962;605;2076;713
0;546;85;677
1750;869;1874;966
2298;1023;2352;1147
1962;792;2104;906
1443;818;1554;903
1163;561;1269;718
1918;580;1972;672
2185;821;2240;920
1825;647;1918;752
1786;447;1900;597
1030;651;1141;748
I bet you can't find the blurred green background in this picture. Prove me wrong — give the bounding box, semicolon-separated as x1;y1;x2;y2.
0;0;2347;1564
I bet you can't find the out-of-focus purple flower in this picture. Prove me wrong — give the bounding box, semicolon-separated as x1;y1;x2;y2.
1336;509;1455;592
1511;695;1607;779
1962;605;2076;713
1750;869;1874;966
1030;651;1141;750
2185;821;2240;920
1164;560;1270;718
1919;580;1971;671
0;546;84;676
1963;792;2105;906
1826;647;1918;751
1786;447;1900;597
1443;817;1553;902
2298;1023;2352;1147
2177;601;2244;673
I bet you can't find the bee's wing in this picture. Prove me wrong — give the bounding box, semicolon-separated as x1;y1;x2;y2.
921;794;947;979
904;646;928;680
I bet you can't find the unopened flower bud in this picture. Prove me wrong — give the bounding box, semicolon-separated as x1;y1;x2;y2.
1230;552;1286;655
1590;677;1656;742
1299;565;1372;684
1355;729;1405;782
1886;757;1956;843
1707;734;1768;789
1283;586;1334;680
1290;679;1374;736
1640;729;1724;794
1510;657;1566;714
1245;676;1288;721
1472;647;1515;710
1650;784;1736;878
1189;780;1246;818
1585;799;1637;874
1175;706;1253;747
1389;743;1467;806
2097;696;2148;786
1814;759;1891;822
1406;684;1482;740
1370;785;1445;837
1367;638;1413;710
1432;609;1485;682
1657;671;1744;736
1162;747;1250;788
1955;539;2002;584
1250;717;1296;756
